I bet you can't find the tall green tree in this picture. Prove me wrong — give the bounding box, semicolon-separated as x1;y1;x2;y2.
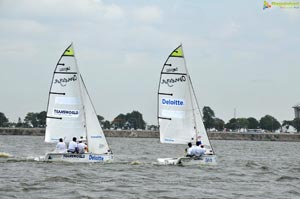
214;118;225;131
97;115;105;127
202;106;215;130
0;112;9;127
259;115;281;132
102;120;111;129
37;111;46;127
126;111;146;130
292;118;300;132
24;112;38;127
97;115;104;123
236;118;249;130
247;117;259;129
24;111;46;128
111;114;126;129
225;118;238;131
111;111;146;130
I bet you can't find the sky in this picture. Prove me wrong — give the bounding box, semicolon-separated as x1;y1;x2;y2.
0;0;300;125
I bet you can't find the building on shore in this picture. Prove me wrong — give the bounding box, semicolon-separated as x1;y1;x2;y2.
293;103;300;119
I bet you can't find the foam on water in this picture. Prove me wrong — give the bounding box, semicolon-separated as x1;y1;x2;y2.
0;152;12;158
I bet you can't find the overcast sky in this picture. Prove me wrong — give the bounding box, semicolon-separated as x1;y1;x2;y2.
0;0;300;125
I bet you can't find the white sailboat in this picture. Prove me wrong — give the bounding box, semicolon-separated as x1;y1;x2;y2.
157;44;216;166
44;44;113;162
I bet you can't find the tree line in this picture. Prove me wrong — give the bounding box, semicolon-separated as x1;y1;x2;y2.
202;106;300;132
0;106;299;132
0;110;148;130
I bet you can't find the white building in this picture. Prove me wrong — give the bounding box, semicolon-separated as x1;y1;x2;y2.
293;103;300;118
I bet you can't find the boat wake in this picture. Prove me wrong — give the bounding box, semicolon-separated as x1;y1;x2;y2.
130;160;142;165
0;152;13;158
0;152;46;163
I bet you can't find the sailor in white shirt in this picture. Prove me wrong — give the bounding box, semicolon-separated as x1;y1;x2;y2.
77;139;87;154
194;141;206;157
68;137;78;153
186;142;194;157
56;138;67;153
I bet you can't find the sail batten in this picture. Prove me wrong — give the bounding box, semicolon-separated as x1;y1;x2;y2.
54;72;78;74
46;116;62;120
161;72;187;75
158;93;173;96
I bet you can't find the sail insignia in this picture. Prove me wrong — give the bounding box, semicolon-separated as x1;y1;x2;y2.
170;46;184;57
63;45;74;56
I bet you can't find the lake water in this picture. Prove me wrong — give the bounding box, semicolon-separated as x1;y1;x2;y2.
1;135;300;199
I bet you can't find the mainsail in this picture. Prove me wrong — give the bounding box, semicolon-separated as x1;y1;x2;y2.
45;44;110;154
157;45;213;151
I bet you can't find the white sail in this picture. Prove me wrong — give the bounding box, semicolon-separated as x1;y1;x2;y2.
158;45;213;152
45;44;85;143
189;77;212;149
80;76;110;154
45;44;110;155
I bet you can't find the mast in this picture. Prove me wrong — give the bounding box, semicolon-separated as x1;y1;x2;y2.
181;45;199;142
72;44;88;142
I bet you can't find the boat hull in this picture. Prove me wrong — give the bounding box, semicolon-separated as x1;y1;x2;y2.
157;155;216;166
44;152;113;163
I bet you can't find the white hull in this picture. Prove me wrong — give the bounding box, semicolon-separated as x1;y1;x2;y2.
44;152;113;163
157;155;216;166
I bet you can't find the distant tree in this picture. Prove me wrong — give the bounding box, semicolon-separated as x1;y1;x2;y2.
97;115;105;127
282;120;293;126
236;118;249;130
37;111;46;127
259;115;281;132
225;118;238;131
202;106;215;130
111;114;126;129
102;120;111;129
126;111;146;129
97;115;104;123
214;118;225;131
111;111;146;130
282;120;293;132
147;124;159;131
24;111;46;128
292;118;300;132
247;117;259;129
0;112;9;127
24;112;38;127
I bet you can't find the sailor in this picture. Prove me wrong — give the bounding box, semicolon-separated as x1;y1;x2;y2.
194;141;205;157
199;145;206;156
77;139;87;154
186;142;194;157
67;137;78;153
56;138;67;153
196;136;202;145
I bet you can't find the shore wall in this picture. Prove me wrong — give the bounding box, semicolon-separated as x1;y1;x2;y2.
1;128;300;142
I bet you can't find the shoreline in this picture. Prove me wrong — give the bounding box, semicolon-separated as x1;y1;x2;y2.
0;128;300;142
